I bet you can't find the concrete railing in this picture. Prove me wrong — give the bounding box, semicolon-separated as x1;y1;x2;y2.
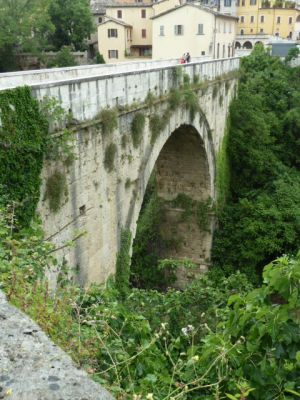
0;57;211;90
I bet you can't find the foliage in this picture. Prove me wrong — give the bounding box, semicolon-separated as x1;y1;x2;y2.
2;192;300;399
47;47;78;67
0;87;48;227
104;143;117;172
149;114;165;144
95;52;105;64
48;0;94;51
131;112;145;148
145;91;156;108
45;170;67;212
168;89;182;111
99;108;118;137
213;45;300;281
285;47;300;64
0;0;54;72
115;229;132;299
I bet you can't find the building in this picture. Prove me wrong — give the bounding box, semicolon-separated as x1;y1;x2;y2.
98;3;153;62
236;0;300;49
152;3;237;59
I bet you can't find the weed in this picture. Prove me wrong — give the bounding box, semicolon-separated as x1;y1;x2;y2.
219;94;224;107
212;85;218;99
145;91;156;108
131;112;145;148
99;108;118;137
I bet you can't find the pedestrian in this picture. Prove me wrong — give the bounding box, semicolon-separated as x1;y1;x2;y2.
186;52;191;63
180;53;186;64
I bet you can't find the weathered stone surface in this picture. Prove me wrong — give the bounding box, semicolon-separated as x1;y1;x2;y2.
0;290;114;400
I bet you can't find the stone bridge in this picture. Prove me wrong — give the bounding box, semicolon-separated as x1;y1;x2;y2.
1;57;239;286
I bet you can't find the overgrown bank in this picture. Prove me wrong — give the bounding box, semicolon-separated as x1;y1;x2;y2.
213;45;300;282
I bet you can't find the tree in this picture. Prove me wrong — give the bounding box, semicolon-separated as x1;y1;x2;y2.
0;0;54;71
47;47;78;67
48;0;94;51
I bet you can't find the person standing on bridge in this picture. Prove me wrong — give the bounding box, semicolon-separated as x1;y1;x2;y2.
186;52;191;63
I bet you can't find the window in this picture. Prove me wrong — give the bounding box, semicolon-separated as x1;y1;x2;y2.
108;29;118;38
250;28;253;32
260;15;264;22
174;25;184;35
217;43;220;58
236;0;240;5
222;44;225;58
277;16;281;23
108;50;118;58
250;15;254;23
288;31;292;38
240;16;245;23
98;17;103;23
240;28;244;34
242;0;245;6
289;16;293;24
260;28;264;32
224;0;232;6
142;29;146;38
197;23;204;34
224;22;226;33
117;10;122;18
201;51;205;55
250;0;256;5
159;25;164;36
141;9;146;18
229;22;232;33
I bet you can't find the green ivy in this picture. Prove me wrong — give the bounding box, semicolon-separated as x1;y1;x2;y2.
0;86;48;228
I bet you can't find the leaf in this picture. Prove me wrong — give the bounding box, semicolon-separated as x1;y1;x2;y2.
285;389;300;397
225;394;238;400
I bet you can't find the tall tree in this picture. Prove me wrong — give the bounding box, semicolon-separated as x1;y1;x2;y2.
48;0;94;51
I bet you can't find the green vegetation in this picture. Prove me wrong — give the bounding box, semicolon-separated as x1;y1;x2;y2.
104;143;117;172
99;108;118;137
2;200;300;399
0;0;94;72
45;170;67;212
47;47;78;67
115;229;132;298
213;45;300;281
131;112;146;148
0;87;48;227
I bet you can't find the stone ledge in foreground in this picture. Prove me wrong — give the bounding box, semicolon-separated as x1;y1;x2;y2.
0;290;114;400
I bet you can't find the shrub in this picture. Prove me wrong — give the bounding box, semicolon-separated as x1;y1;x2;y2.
168;89;182;110
47;47;78;68
115;229;132;298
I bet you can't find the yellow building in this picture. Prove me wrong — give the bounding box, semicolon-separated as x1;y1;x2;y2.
152;3;237;59
237;0;300;39
98;3;153;62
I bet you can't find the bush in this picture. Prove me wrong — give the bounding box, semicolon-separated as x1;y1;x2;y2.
48;47;78;68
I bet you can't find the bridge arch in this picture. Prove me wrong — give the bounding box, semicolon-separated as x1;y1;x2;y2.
127;105;215;284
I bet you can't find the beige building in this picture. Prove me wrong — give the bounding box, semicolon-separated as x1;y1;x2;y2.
98;3;153;62
152;3;238;59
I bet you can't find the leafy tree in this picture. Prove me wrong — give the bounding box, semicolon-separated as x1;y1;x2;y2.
0;0;54;71
48;0;94;51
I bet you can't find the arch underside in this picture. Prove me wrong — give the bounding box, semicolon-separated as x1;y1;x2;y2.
133;119;214;286
156;124;212;264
